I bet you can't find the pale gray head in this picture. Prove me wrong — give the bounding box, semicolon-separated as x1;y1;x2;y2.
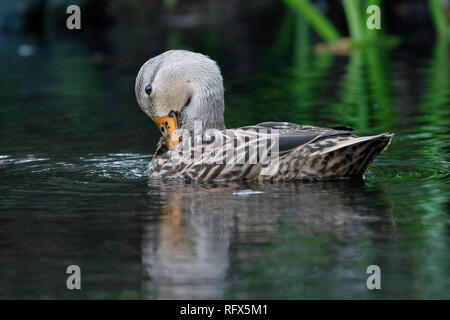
135;50;225;133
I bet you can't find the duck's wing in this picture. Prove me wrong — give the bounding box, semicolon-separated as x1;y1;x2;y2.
238;122;393;179
241;122;354;133
239;122;354;155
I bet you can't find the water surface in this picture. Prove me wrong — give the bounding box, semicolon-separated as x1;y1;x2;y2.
0;29;448;299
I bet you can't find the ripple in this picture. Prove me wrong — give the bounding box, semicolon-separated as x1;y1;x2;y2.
0;154;49;165
2;153;150;178
366;158;449;185
0;153;153;213
81;153;152;179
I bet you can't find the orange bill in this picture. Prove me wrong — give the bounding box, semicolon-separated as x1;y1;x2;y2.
154;115;180;150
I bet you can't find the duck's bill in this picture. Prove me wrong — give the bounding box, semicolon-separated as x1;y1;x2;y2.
154;114;180;150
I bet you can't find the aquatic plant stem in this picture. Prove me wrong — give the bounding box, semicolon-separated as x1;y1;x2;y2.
427;0;448;40
342;0;364;43
282;0;341;42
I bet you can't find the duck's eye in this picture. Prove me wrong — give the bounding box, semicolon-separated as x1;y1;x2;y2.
145;84;152;95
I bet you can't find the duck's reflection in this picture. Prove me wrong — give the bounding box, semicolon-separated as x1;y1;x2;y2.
141;183;237;299
141;179;392;299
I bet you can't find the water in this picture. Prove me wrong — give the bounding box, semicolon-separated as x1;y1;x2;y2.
0;22;449;299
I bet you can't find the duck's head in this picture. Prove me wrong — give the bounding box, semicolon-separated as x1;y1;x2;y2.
135;50;225;150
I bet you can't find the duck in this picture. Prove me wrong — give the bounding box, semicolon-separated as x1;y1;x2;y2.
135;50;393;182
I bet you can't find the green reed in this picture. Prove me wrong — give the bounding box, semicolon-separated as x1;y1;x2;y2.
283;0;449;44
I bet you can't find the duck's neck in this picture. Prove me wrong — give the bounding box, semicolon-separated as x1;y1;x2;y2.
180;84;226;134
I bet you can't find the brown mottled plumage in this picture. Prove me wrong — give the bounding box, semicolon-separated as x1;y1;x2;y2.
148;122;393;181
135;50;394;182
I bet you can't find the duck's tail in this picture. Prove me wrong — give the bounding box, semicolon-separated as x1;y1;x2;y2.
301;133;394;179
324;133;394;178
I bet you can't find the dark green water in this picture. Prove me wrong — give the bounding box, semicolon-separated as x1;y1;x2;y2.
0;30;448;299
